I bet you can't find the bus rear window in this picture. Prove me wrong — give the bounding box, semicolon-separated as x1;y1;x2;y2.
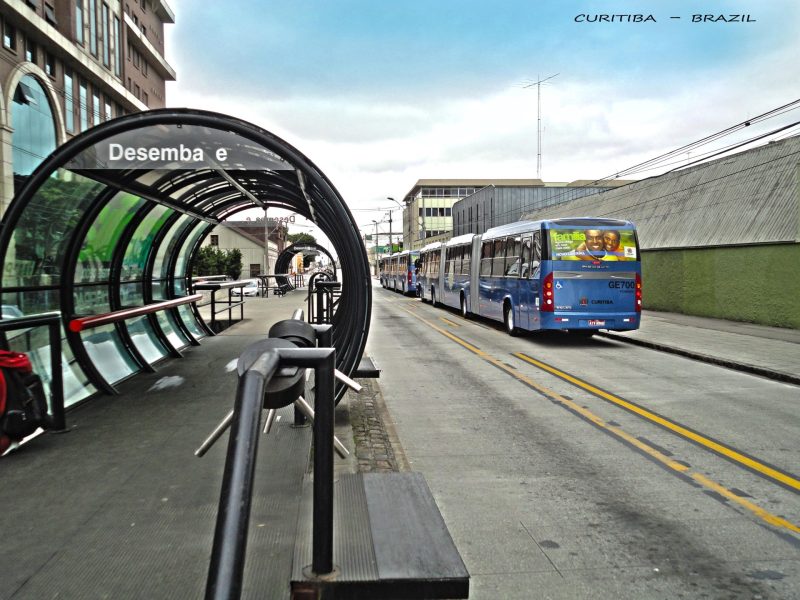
549;228;638;261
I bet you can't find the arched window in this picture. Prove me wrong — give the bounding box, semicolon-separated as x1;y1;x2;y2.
11;74;57;192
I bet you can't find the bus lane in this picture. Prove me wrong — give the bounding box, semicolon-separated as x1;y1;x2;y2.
371;288;800;598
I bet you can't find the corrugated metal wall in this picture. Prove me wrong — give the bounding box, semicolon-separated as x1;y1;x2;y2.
522;135;800;249
453;185;614;236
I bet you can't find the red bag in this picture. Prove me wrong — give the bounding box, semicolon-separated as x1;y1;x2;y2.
0;350;47;454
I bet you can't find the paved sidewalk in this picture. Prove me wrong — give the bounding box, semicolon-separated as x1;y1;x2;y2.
601;310;800;384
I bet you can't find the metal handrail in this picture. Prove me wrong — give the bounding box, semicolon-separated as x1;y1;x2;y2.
205;344;336;600
68;294;203;332
0;311;65;430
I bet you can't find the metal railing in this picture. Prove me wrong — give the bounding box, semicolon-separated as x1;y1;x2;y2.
204;338;337;599
68;294;203;332
0;311;66;431
307;276;341;325
193;281;250;330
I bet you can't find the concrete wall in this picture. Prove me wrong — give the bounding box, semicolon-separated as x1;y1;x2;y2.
642;243;800;328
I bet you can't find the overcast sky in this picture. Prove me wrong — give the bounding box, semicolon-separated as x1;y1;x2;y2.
164;0;800;235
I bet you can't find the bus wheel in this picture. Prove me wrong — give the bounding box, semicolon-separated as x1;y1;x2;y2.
504;304;519;336
460;295;468;318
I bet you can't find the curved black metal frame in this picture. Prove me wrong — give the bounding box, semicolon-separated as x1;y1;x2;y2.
0;109;371;403
274;242;338;281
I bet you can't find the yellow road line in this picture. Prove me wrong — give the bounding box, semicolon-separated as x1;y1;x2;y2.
398;305;800;535
514;352;800;494
439;317;460;328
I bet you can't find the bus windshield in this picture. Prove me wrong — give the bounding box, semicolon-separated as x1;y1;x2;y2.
549;227;638;261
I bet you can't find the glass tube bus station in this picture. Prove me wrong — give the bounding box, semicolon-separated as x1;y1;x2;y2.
0;110;469;599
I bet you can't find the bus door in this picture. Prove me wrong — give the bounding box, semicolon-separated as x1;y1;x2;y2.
517;233;535;330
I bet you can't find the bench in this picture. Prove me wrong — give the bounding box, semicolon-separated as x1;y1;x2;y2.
292;472;469;599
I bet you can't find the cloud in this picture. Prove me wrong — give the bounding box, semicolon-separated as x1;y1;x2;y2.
166;14;800;233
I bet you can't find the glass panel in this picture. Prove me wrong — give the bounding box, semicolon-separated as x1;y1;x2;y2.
2;290;97;407
126;315;167;364
178;304;204;339
152;214;192;282
120;205;171;281
151;279;166;301
73;284;110;316
75;192;144;283
174;221;205;286
156;310;187;349
119;281;143;307
174;278;187;295
81;324;138;383
3;170;104;288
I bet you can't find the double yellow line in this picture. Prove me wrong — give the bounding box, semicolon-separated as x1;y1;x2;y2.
514;352;800;494
399;305;800;535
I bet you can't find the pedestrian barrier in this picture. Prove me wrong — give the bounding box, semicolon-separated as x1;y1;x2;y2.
198;310;468;600
307;272;341;325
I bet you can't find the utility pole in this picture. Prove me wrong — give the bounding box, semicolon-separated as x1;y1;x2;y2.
371;219;379;277
264;204;269;275
387;197;404;251
522;73;558;179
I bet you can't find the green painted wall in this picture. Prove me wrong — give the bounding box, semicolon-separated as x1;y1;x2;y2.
642;244;800;329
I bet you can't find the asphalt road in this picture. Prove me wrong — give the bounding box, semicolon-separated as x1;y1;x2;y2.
365;282;800;599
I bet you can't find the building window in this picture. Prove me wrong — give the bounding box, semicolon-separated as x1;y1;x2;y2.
92;90;100;125
64;70;74;132
79;80;88;131
210;235;219;247
142;61;148;77
101;3;110;66
11;75;57;192
45;52;55;77
133;83;139;98
3;22;16;50
89;0;97;55
44;3;57;25
250;264;261;277
142;91;148;106
104;100;112;121
113;16;121;76
24;37;36;63
75;0;84;44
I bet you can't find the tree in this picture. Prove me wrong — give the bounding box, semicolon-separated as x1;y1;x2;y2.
192;246;241;278
224;248;242;279
287;232;316;245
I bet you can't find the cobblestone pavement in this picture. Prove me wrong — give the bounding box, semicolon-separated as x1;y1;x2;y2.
338;377;409;474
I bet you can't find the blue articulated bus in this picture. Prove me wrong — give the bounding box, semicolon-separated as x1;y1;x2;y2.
456;218;641;335
418;235;478;316
378;257;389;287
417;241;442;303
388;250;420;295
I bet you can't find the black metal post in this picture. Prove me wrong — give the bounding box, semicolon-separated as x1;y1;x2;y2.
47;317;65;431
205;352;279;600
210;290;217;330
275;347;336;575
312;347;336;574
